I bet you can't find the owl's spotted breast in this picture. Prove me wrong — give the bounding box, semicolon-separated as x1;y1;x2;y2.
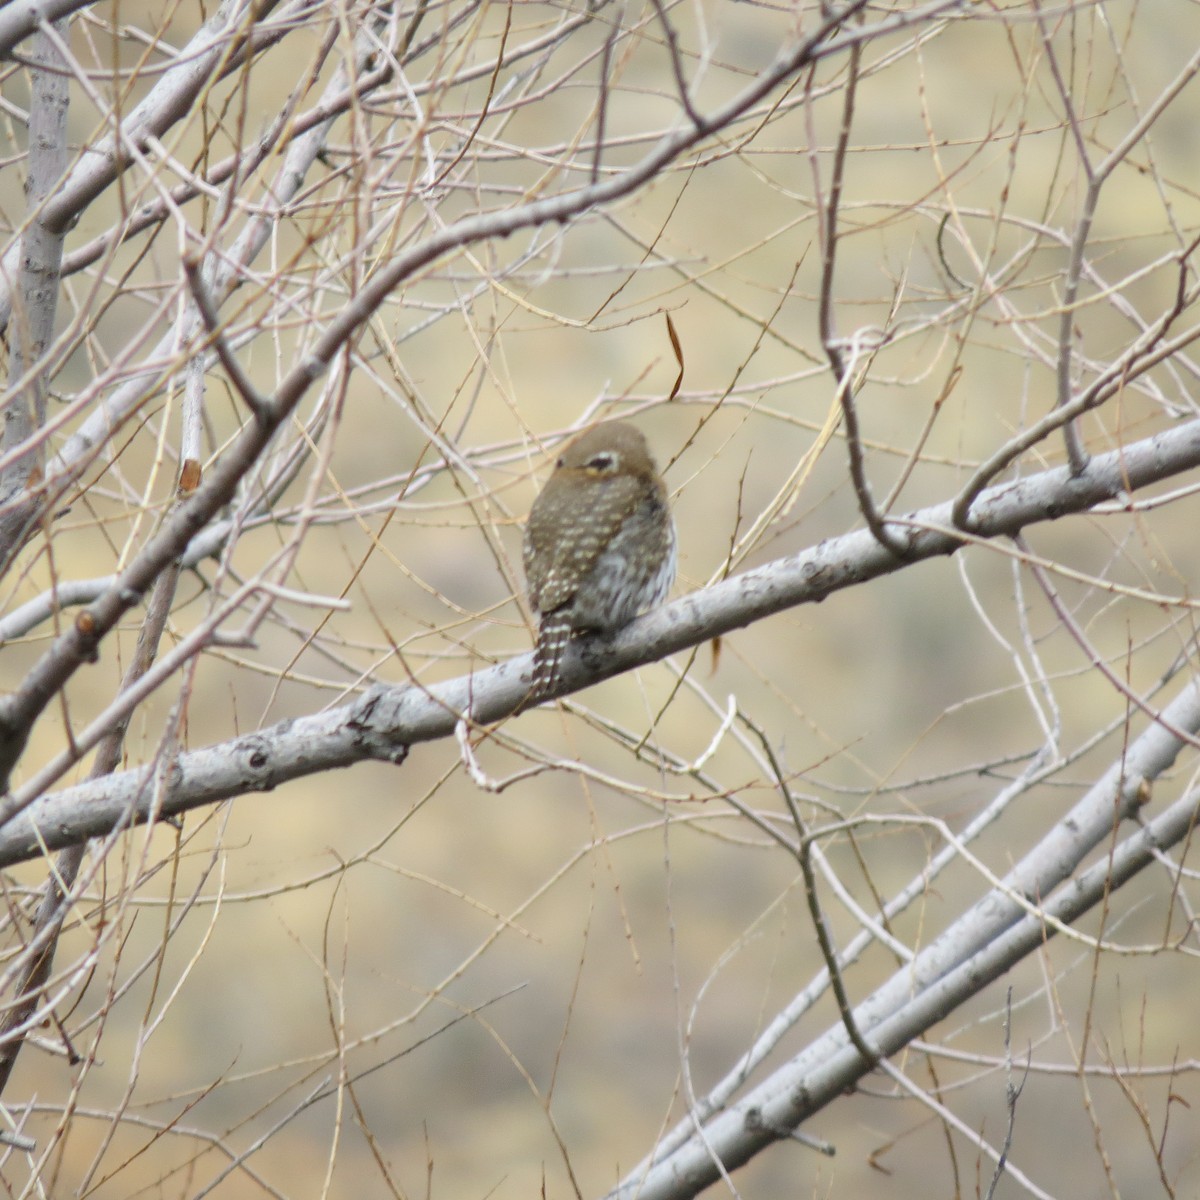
522;421;676;704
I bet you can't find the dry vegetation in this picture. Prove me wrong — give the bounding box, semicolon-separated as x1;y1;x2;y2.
0;1;1199;1197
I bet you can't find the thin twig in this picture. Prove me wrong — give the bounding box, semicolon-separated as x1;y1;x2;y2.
813;38;908;556
0;557;181;1098
744;717;880;1069
983;988;1030;1200
183;256;271;421
648;0;704;128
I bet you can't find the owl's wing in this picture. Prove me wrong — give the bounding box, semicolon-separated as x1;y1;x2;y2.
523;475;639;614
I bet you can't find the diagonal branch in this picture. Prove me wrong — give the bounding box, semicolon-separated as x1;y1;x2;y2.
2;414;1198;866
0;0;941;793
604;673;1200;1200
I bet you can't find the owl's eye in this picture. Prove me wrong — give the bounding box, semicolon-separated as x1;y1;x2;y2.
586;452;618;473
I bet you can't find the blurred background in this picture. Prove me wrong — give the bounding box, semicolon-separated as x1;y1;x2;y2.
2;1;1200;1196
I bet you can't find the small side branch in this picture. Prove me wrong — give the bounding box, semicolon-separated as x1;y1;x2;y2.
0;558;180;1099
648;0;705;129
813;39;908;557
183;255;271;421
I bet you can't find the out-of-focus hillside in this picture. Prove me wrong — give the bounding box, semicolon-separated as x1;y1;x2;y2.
2;3;1200;1197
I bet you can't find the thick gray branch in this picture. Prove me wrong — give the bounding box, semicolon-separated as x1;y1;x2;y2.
0;0;91;59
0;0;282;330
0;17;67;539
607;678;1200;1200
0;0;948;790
2;414;1198;865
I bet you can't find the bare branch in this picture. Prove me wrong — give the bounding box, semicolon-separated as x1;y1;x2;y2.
4;414;1199;864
